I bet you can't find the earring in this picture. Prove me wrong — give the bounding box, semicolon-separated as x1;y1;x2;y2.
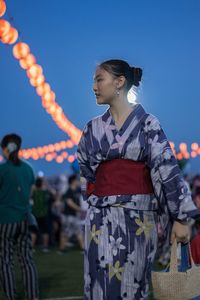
116;89;120;96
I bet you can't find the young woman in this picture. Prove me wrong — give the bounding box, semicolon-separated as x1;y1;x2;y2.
77;59;199;300
0;134;39;300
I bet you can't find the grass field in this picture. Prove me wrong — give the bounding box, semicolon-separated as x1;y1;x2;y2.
0;247;158;299
0;247;84;300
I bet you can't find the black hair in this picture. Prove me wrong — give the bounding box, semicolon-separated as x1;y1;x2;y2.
195;218;200;228
68;174;78;185
99;59;143;92
35;177;44;188
1;134;22;165
194;186;200;197
195;187;200;197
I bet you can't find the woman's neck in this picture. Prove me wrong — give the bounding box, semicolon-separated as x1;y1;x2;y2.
109;96;134;121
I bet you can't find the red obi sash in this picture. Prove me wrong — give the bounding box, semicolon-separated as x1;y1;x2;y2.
86;158;154;197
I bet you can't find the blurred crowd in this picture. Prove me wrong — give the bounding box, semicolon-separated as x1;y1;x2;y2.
30;172;200;263
29;173;87;254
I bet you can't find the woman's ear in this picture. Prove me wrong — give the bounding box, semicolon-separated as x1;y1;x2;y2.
115;75;126;90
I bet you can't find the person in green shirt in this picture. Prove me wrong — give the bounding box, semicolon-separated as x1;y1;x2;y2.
31;176;51;252
0;133;39;300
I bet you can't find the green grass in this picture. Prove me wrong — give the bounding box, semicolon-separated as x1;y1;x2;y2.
0;248;84;300
0;247;162;299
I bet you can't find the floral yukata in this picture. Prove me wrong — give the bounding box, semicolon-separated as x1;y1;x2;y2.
77;103;198;300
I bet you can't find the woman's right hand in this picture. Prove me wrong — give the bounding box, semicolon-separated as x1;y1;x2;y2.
170;221;191;244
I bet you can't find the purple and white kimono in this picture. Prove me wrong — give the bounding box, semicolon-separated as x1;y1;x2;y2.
77;103;198;300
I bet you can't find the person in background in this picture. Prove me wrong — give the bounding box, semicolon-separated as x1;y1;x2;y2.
0;134;39;300
31;176;51;252
193;187;200;210
191;175;200;197
190;218;200;264
58;174;84;254
51;191;63;247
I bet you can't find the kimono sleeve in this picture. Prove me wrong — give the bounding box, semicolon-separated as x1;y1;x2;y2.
77;123;95;201
146;115;198;223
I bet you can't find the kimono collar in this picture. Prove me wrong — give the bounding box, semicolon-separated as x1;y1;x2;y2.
102;103;147;123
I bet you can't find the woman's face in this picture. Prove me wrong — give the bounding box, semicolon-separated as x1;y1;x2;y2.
93;67;118;105
2;147;9;159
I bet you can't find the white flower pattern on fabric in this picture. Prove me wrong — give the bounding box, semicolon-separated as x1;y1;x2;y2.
143;115;161;132
89;206;101;220
109;236;126;256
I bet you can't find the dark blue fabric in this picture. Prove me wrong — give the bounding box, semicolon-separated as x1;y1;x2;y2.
180;244;190;272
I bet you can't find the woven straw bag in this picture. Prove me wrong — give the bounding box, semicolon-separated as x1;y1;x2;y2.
152;239;200;300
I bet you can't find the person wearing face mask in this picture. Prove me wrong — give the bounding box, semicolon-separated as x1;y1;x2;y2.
0;134;39;300
77;59;200;299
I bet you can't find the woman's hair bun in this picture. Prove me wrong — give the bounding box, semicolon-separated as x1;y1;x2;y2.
130;67;143;87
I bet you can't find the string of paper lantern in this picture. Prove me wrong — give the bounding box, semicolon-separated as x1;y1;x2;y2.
0;1;6;18
12;42;82;144
0;150;76;164
19;139;75;160
0;3;81;144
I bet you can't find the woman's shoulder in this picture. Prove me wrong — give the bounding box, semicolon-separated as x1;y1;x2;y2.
142;111;160;124
141;112;162;133
20;159;34;172
83;113;104;132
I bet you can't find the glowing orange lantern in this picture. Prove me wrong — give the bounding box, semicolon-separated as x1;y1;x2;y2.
0;19;10;38
61;151;68;158
68;155;75;163
48;145;55;152
19;59;28;69
13;42;30;59
48;105;57;114
191;143;198;151
0;1;6;17
169;142;175;149
191;151;197;158
30;74;45;87
32;151;39;160
37;147;44;156
53;114;63;123
42;146;49;154
42;90;55;102
66;140;74;148
27;64;43;78
42;99;52;109
60;141;67;149
176;153;183;160
56;156;64;164
183;152;190;159
179;143;187;152
1;27;18;44
19;53;36;69
46;154;53;162
54;106;63;115
36;82;51;96
55;143;61;152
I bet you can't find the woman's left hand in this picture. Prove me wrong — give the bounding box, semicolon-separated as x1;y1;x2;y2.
170;221;191;244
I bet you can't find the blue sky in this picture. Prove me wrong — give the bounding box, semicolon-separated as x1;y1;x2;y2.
0;0;199;175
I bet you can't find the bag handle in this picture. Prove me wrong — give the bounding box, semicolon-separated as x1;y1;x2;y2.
188;243;195;267
170;239;178;272
170;239;196;273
